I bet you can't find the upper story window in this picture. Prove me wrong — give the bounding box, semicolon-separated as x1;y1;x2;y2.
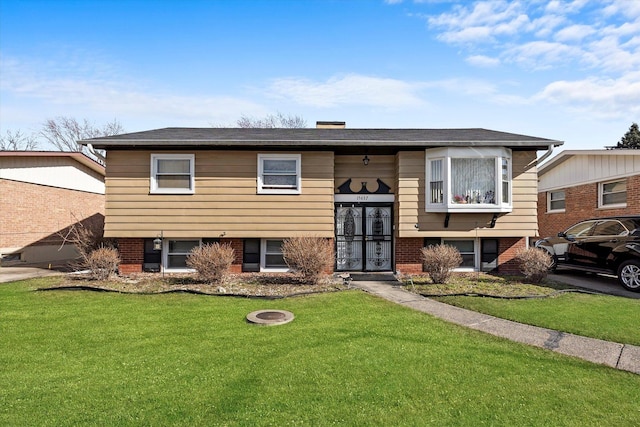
547;190;566;212
258;154;301;194
599;179;626;208
150;154;195;194
426;147;512;213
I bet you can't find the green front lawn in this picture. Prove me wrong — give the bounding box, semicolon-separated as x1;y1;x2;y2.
434;293;640;346
403;273;640;346
2;277;640;426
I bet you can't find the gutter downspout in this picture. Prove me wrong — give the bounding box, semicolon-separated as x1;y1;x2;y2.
537;144;555;165
87;143;106;165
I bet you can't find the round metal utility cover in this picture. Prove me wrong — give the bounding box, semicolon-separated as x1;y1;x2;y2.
246;309;294;326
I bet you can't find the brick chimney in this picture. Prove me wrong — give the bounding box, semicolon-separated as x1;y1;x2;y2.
316;121;346;129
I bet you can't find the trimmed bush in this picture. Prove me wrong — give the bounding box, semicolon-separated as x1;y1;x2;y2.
282;236;334;284
186;243;236;283
421;244;463;284
515;248;553;283
87;246;120;280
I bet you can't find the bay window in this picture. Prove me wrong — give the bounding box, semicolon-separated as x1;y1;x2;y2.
426;147;512;213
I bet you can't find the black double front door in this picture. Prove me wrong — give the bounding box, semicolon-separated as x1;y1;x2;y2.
335;204;393;271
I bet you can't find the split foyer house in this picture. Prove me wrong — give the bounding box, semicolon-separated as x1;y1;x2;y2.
81;122;562;275
0;151;105;266
538;149;640;238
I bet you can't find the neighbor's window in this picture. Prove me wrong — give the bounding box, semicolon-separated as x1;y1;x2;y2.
548;190;566;212
258;154;301;194
151;154;195;194
599;179;626;208
426;147;512;213
261;239;288;270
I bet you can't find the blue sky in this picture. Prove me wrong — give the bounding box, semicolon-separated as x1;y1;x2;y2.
1;0;638;151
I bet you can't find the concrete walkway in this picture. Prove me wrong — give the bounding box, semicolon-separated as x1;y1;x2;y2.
352;279;640;375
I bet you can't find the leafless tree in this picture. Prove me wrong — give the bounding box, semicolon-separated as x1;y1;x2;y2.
236;112;307;128
40;117;124;152
0;130;39;150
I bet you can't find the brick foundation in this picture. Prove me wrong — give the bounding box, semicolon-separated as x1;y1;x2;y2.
116;235;526;275
498;237;527;274
117;238;144;274
395;238;424;274
220;238;243;273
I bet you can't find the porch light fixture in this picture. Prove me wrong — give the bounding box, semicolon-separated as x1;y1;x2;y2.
153;232;163;251
363;155;370;166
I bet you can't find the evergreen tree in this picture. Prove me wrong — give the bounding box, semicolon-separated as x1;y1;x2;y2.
615;122;640;149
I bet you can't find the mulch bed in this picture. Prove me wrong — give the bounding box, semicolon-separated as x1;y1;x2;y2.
38;272;349;299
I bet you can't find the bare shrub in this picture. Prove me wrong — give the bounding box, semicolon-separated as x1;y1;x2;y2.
282;236;334;284
516;248;553;283
186;243;236;283
86;246;120;280
58;214;114;272
421;244;463;284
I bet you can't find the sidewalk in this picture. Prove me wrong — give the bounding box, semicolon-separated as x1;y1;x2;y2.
352;279;640;375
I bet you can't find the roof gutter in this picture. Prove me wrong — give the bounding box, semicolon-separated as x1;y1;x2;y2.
537;144;555;164
86;143;107;164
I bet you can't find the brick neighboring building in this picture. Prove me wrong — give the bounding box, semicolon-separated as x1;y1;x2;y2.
537;149;640;239
0;152;105;267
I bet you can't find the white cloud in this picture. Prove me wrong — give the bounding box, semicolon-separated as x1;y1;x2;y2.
545;0;589;14
535;73;640;118
437;26;494;43
554;24;596;42
265;74;426;108
504;41;581;69
424;0;639;75
428;1;530;44
0;55;266;129
466;54;501;67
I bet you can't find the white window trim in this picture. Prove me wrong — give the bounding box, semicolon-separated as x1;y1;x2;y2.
260;239;290;272
257;154;301;195
150;154;195;194
162;238;201;273
547;190;566;213
441;238;478;272
598;179;627;209
425;147;512;213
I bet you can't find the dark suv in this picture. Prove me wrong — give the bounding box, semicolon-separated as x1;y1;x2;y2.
535;216;640;292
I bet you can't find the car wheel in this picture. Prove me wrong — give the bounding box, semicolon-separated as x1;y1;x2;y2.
617;260;640;292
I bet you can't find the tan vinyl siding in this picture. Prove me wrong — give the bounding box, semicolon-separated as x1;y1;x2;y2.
104;150;334;238
396;150;539;238
334;155;395;193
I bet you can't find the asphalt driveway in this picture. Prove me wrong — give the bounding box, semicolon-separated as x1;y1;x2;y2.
549;270;640;299
0;266;63;283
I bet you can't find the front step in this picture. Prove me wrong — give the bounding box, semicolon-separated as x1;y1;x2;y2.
346;272;398;282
